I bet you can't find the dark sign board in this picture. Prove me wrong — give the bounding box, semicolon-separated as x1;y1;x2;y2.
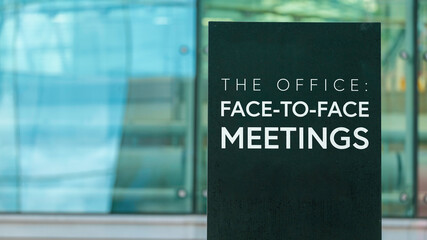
208;22;381;240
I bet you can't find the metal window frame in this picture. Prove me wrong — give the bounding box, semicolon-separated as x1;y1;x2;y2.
405;0;419;218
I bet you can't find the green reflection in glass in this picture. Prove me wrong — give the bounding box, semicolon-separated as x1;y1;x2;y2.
196;0;414;217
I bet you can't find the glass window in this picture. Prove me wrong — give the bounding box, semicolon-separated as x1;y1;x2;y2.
0;0;196;213
197;0;415;216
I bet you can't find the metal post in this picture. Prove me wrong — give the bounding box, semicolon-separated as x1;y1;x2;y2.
404;0;419;217
193;0;202;213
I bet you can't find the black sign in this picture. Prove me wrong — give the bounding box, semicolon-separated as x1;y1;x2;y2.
208;22;381;240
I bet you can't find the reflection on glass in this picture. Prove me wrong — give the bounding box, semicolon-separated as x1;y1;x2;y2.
197;0;414;216
0;1;196;213
0;0;421;216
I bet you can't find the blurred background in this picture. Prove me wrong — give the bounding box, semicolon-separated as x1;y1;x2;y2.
0;0;426;239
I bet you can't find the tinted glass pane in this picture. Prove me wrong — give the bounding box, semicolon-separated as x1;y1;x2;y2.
197;0;414;216
0;0;196;213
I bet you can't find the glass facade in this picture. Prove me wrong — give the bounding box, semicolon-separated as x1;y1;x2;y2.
0;0;425;217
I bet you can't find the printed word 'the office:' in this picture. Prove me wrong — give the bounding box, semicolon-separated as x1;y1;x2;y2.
221;78;366;92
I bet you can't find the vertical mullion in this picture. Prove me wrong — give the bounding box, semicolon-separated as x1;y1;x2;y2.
193;0;202;214
404;0;419;217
